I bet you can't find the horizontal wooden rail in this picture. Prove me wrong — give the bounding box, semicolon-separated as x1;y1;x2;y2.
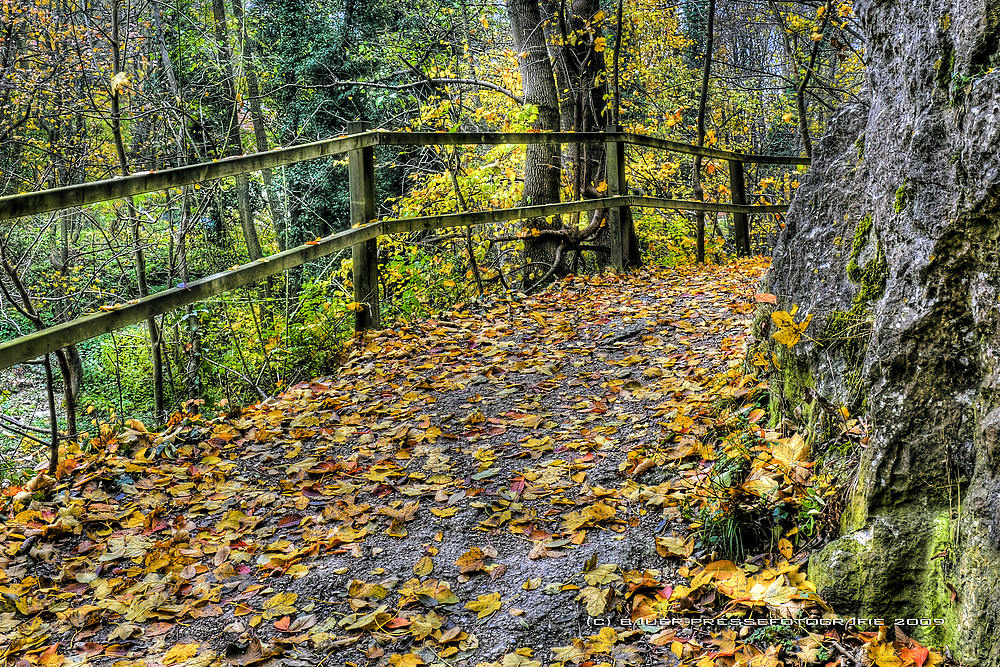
0;221;382;369
369;132;810;165
0;194;789;369
630;196;789;215
381;196;789;237
0;134;375;222
620;134;811;166
0;131;807;222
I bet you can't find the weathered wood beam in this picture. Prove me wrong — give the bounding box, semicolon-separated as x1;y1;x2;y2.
620;134;810;165
606;126;628;270
379;132;810;164
0;222;382;370
383;197;620;234
0;133;377;221
0;131;808;222
738;154;812;166
372;131;607;147
629;196;789;215
348;121;380;331
728;159;751;256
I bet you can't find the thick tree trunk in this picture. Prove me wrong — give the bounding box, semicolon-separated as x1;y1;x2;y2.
766;1;1000;661
505;0;563;283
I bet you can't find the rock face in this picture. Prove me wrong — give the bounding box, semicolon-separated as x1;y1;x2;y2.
766;1;1000;663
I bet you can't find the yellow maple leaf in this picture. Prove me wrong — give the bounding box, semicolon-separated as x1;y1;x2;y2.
464;592;502;618
868;642;904;667
778;538;794;560
771;308;813;347
552;645;587;662
575;586;608;616
770;433;809;468
589;626;619;652
389;654;425;667
413;555;434;576
747;577;799;607
162;643;200;665
261;591;297;619
501;653;542;667
655;535;694;558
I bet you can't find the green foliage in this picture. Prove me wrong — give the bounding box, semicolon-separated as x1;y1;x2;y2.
78;274;353;421
634;211;727;266
694;430;773;561
746;623;800;651
376;244;471;323
82;327;160;420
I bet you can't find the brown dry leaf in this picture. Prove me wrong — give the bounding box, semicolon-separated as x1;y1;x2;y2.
455;547;488;573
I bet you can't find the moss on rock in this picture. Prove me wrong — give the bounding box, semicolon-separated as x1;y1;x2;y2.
894;182;909;213
815;213;888;408
808;506;956;645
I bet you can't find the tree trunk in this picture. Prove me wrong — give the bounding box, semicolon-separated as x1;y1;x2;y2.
177;186;202;398
769;1;814;158
692;0;715;264
231;0;286;249
110;0;164;419
505;0;563;283
211;0;262;260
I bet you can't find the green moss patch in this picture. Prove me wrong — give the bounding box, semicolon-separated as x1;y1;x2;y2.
817;213;888;407
894;182;909;213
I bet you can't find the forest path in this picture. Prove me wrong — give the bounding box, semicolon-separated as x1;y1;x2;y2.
3;259;820;667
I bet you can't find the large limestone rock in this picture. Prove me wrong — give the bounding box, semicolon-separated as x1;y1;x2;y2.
766;1;1000;663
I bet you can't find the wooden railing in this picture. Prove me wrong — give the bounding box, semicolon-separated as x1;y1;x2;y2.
0;126;809;370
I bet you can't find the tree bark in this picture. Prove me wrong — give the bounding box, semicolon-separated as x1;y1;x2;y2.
111;0;164;419
506;0;563;283
231;0;286;249
692;0;716;264
210;0;263;260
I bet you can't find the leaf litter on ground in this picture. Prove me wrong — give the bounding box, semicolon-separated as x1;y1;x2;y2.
0;259;948;667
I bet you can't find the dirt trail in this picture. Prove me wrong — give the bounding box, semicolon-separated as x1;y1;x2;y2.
0;260;772;667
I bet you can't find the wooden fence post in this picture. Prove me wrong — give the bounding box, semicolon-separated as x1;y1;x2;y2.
728;158;750;256
348;121;380;331
605;125;629;270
